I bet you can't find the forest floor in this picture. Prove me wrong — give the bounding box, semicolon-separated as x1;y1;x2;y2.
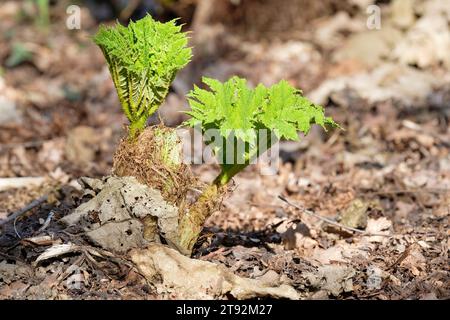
0;0;449;299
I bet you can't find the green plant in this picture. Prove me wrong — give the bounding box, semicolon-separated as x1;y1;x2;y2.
5;43;33;68
185;76;338;186
33;0;49;27
94;15;192;139
176;76;339;253
93;16;339;256
94;16;194;214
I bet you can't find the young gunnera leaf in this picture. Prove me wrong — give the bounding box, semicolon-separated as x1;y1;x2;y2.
94;15;192;137
185;76;339;185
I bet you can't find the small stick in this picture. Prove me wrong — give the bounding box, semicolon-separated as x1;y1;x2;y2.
278;195;391;237
0;177;46;192
37;210;55;233
13;216;21;239
386;242;417;271
0;195;48;227
199;247;229;260
361;188;449;196
0;140;44;152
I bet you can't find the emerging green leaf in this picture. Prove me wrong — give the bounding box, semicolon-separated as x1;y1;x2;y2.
94;15;192;137
185;76;339;185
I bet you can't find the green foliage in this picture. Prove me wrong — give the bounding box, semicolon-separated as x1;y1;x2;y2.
94;15;192;138
25;0;49;27
185;76;339;185
36;0;49;27
5;43;33;68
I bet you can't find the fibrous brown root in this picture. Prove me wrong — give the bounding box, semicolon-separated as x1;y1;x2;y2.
112;125;195;206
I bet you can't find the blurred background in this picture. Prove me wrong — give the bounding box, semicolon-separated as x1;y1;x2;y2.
0;0;449;299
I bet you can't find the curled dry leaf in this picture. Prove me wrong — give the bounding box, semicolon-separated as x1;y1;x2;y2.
305;265;356;297
130;244;300;300
35;243;80;263
61;176;179;253
400;245;427;276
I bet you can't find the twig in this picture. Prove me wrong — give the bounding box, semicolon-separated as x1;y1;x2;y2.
13;216;22;239
278;195;391;237
0;177;46;192
360;188;449;196
0;140;44;153
199;247;229;260
0;195;48;227
188;187;203;194
57;255;85;285
37;210;55;233
386;242;417;271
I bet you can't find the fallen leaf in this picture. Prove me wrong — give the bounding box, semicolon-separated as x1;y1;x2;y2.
400;245;427;276
35;243;79;263
365;217;392;243
61;176;179;253
305;265;355;297
130;244;300;300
